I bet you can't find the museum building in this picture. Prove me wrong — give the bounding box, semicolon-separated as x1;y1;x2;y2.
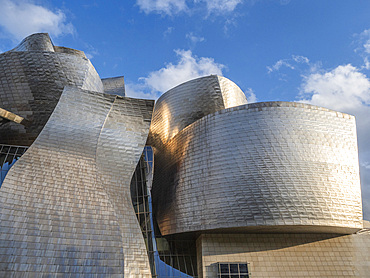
0;33;369;277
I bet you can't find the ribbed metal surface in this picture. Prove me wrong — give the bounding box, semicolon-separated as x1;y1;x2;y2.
152;102;363;235
102;76;126;96
0;86;154;276
0;33;103;146
148;75;247;147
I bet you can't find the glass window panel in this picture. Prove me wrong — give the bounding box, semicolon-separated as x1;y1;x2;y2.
0;154;7;166
239;264;248;273
220;264;229;273
5;155;15;165
16;148;26;155
230;264;238;273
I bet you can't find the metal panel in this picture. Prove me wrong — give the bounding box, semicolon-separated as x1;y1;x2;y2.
148;75;247;147
0;33;104;146
0;86;154;277
102;76;126;96
152;102;363;235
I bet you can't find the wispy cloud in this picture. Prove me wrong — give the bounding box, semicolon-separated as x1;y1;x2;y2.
353;29;370;69
267;59;295;73
0;0;74;41
136;0;188;15
199;0;242;15
143;49;224;93
83;43;99;60
245;88;257;103
125;83;162;100
163;26;174;37
126;49;225;99
186;32;205;44
267;55;310;73
357;29;370;54
136;0;243;16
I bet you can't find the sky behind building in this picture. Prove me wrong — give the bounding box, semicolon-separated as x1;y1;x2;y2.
0;0;369;219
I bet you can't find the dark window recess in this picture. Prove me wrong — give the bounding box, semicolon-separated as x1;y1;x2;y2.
131;146;198;278
218;263;250;278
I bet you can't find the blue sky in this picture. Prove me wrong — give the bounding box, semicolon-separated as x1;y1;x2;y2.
0;0;370;220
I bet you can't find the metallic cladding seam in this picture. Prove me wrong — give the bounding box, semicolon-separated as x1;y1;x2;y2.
102;76;126;96
151;101;363;235
0;86;154;276
147;75;247;148
0;33;103;146
96;95;154;277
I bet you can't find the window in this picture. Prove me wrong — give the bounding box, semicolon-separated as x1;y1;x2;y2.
217;263;250;278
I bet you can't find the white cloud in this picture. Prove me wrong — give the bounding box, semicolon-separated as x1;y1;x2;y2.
200;0;242;14
125;83;161;100
353;29;370;70
163;27;174;37
364;57;370;70
300;64;370;111
299;65;370;145
0;0;74;41
292;55;310;64
364;41;370;54
136;0;187;15
142;49;224;93
186;32;205;44
82;43;99;60
361;162;370;170
267;59;294;73
359;29;370;54
267;55;311;74
136;0;242;16
126;49;225;100
245;88;257;103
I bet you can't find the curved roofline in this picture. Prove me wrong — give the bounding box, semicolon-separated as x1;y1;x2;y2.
156;74;222;103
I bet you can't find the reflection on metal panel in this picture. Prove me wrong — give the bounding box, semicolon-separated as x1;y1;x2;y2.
0;33;103;146
148;75;247;147
0;87;154;276
152;102;363;235
102;76;126;96
96;95;154;277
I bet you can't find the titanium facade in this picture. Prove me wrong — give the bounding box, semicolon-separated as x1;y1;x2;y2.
102;76;126;96
0;33;369;277
151;102;363;236
0;34;154;277
148;75;247;147
0;33;103;146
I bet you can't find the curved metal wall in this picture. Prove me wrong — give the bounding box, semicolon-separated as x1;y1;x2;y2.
148;75;247;147
0;33;103;146
0;86;154;277
152;102;363;235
